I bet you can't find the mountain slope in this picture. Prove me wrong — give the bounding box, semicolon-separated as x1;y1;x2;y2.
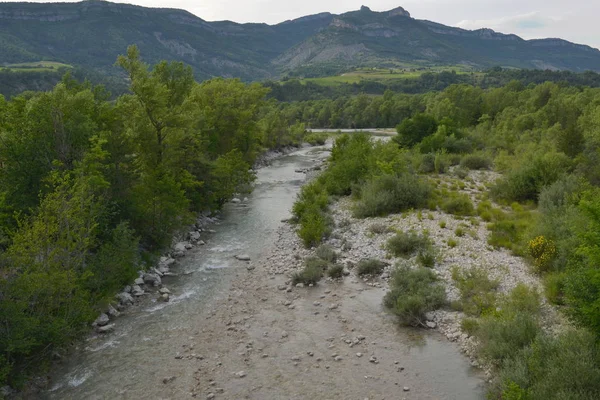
0;1;599;82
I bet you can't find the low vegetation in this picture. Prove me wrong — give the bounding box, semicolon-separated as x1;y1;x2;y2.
386;231;431;257
384;265;446;326
356;259;387;276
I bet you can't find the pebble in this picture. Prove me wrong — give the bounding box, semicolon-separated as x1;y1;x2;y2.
235;371;247;378
356;353;363;357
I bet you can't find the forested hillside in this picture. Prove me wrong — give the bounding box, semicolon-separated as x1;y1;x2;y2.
1;1;599;85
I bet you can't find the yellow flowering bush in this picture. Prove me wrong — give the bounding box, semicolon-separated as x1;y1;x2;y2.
528;236;556;272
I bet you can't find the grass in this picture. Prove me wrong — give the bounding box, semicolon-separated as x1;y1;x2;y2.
327;264;345;279
291;257;329;285
368;222;392;234
416;245;437;268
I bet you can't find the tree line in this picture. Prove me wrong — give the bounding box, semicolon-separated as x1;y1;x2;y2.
0;46;305;386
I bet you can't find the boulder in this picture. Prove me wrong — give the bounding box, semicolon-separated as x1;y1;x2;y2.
173;242;188;253
134;278;144;286
116;292;134;305
231;198;241;204
96;323;115;334
123;285;132;293
189;231;201;242
107;304;120;318
160;293;170;302
159;257;176;267
132;285;145;296
94;313;110;327
159;287;171;294
184;243;193;250
143;273;162;287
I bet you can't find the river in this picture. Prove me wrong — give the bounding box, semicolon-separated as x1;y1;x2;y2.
45;145;483;399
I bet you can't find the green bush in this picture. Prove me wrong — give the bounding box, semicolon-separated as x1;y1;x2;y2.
353;174;431;218
416;246;436;268
297;207;332;248
544;272;566;305
493;330;600;400
304;132;328;146
454;167;469;179
440;193;474;216
315;244;338;263
292;258;327;285
386;231;431;257
356;259;387;276
327;264;345;279
491;152;571;203
384;265;446;326
451;266;499;316
475;285;541;363
460;154;492;170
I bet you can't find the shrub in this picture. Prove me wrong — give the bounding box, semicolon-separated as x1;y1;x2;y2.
455;227;465;237
384;265;446;326
439;220;447;229
304;133;328;146
451;266;499;316
544;272;566;305
416;246;436;268
460;154;491;170
315;244;338;263
461;318;479;336
386;232;431;257
292;257;328;285
419;153;436;173
447;238;458;248
327;264;345;279
477;312;540;363
493;330;600;400
297;208;332;248
441;193;474;216
369;223;391;234
454;167;469;179
491;152;571;203
353;174;431;218
528;236;557;273
356;259;387;276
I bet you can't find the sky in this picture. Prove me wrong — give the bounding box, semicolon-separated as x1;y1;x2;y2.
6;0;600;49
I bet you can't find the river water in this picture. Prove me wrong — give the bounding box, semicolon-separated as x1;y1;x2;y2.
45;145;483;399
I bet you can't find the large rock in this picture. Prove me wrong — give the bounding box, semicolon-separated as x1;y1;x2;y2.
93;313;110;327
189;231;201;242
160;257;176;267
134;277;145;286
96;323;115;334
116;292;134;305
143;273;162;287
173;242;188;253
107;304;120;318
132;285;145;296
231;198;241;204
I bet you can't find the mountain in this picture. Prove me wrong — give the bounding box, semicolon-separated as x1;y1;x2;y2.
0;1;599;82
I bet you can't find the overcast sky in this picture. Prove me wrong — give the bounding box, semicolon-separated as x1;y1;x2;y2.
8;0;600;49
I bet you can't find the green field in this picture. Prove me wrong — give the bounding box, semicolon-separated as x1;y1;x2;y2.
300;67;482;86
2;61;73;72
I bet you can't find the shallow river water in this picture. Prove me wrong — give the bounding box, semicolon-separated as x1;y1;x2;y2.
46;145;483;399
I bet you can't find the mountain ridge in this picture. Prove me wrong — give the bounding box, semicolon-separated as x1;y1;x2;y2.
0;1;599;81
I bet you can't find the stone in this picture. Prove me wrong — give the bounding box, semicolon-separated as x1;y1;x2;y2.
356;353;363;357
206;393;215;399
246;265;255;271
143;273;161;287
296;283;304;288
235;371;246;378
134;278;144;286
107;304;120;318
160;293;170;302
159;287;171;294
369;356;378;364
173;242;188;253
185;243;194;250
426;321;437;329
160;257;176;267
96;323;115;334
235;254;251;261
162;376;177;384
189;231;201;242
116;292;134;305
198;240;206;246
334;356;343;361
231;198;241;204
94;313;110;327
123;285;132;293
132;285;145;296
403;387;410;392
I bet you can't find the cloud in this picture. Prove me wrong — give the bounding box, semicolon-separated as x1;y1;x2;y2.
456;11;560;33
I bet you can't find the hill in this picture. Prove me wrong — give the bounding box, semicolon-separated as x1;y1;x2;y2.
0;1;599;85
